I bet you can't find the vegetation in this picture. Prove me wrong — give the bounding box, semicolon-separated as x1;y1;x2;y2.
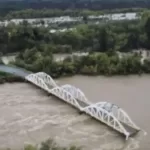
14;50;150;77
0;71;24;84
1;10;150;77
25;139;81;150
0;0;149;16
1;8;143;20
3;9;104;19
0;17;148;55
0;58;3;64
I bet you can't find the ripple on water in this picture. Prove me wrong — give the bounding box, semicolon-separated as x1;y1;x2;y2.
0;83;146;150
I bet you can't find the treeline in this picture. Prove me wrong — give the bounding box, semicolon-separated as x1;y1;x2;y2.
14;49;150;77
4;9;104;19
0;16;150;55
24;139;81;150
0;0;149;16
2;8;143;20
0;71;24;84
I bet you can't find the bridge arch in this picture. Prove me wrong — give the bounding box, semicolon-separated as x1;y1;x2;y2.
81;103;130;139
26;73;82;109
93;102;140;130
61;84;90;104
35;72;57;88
50;86;81;109
25;73;50;92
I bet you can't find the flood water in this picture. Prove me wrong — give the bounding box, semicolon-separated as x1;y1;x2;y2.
0;75;149;150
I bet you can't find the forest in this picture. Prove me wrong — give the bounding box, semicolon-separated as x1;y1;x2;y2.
1;9;135;19
0;16;149;55
0;11;150;77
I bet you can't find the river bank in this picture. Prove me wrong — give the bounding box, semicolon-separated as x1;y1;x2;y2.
0;71;24;84
0;59;149;85
14;52;150;78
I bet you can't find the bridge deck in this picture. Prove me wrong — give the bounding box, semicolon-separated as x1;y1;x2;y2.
121;122;139;136
76;99;89;108
76;99;139;136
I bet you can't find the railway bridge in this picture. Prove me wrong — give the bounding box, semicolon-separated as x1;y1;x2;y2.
0;65;140;140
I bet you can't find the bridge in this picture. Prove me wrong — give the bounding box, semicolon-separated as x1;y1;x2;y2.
0;65;140;140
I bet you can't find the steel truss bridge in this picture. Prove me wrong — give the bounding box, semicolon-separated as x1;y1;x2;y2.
0;65;140;140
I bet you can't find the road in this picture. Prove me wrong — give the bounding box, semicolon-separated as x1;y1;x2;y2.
0;64;31;77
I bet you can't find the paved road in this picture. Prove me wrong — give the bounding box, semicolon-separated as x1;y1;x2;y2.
0;64;31;77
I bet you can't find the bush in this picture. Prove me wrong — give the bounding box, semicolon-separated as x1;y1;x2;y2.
13;51;146;78
24;139;82;150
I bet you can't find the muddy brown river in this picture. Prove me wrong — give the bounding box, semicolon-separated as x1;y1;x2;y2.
0;75;149;150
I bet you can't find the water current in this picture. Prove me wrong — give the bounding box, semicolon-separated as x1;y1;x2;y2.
0;75;149;150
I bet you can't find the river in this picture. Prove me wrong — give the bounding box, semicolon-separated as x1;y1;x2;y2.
0;75;149;150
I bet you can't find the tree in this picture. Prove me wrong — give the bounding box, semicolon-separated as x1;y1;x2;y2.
98;27;108;52
145;16;150;40
83;15;88;24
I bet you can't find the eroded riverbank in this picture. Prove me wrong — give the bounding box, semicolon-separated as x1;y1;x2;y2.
0;75;149;150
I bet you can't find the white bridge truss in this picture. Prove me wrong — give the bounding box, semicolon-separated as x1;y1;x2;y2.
25;72;140;140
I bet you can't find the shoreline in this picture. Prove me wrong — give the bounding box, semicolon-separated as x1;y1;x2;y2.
0;71;149;84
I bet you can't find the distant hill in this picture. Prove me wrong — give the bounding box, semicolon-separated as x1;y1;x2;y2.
0;0;149;16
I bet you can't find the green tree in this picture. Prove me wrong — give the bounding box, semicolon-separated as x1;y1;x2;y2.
98;27;108;52
145;16;150;40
